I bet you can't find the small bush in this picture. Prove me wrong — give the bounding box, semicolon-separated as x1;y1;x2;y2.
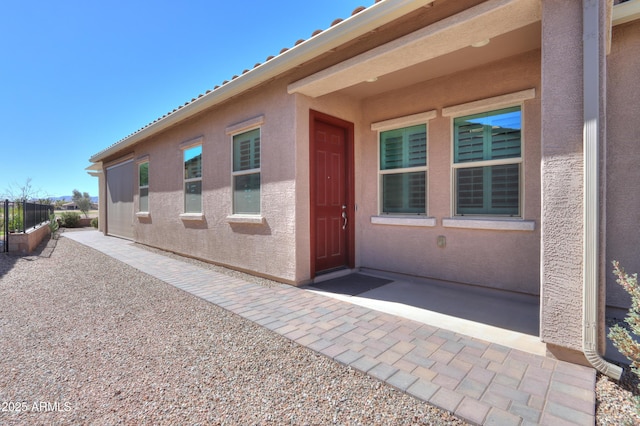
609;261;640;392
9;214;23;232
9;204;23;232
48;214;59;237
90;217;98;228
60;212;81;228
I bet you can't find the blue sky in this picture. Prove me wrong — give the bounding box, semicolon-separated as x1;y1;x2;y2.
1;0;369;200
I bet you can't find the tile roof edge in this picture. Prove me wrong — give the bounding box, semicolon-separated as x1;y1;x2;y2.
89;0;436;163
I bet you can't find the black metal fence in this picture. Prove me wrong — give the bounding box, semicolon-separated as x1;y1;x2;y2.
2;200;53;253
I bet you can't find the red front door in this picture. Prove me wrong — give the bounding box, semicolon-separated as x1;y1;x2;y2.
310;111;354;275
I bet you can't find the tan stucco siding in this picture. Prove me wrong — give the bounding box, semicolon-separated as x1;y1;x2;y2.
356;50;542;295
606;19;640;310
106;159;135;240
130;80;300;283
539;0;586;353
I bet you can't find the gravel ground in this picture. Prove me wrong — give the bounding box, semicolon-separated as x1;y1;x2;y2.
0;233;466;425
596;368;640;425
597;318;640;425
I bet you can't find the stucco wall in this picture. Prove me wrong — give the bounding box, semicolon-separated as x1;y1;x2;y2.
606;19;640;310
97;172;106;233
356;50;542;295
538;0;590;354
130;80;300;283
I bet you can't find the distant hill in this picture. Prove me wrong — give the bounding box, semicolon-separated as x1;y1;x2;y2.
52;196;99;203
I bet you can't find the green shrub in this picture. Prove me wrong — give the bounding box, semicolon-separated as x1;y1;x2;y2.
609;261;640;392
48;214;59;236
60;211;81;228
90;217;98;228
9;214;23;232
9;204;23;232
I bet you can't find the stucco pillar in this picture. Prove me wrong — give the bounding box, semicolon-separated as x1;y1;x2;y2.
87;166;106;233
98;171;106;233
540;0;587;361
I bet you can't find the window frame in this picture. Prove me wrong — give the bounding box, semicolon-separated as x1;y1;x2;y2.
180;137;204;218
226;115;265;218
136;157;150;216
442;89;536;224
379;124;428;215
231;127;261;215
370;111;437;227
452;106;523;217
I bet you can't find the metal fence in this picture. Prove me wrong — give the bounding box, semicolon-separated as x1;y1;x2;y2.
2;200;53;253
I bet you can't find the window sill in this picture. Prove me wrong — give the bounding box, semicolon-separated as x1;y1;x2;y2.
136;212;150;218
226;214;265;225
442;217;535;231
371;216;436;227
179;213;205;221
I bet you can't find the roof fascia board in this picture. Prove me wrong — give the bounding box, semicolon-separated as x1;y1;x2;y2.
90;0;436;163
85;162;102;171
613;0;640;25
85;162;103;177
288;0;541;98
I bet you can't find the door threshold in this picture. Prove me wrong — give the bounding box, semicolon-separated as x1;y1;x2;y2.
314;268;358;284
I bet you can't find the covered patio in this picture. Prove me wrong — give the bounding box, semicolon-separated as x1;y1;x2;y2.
307;269;628;366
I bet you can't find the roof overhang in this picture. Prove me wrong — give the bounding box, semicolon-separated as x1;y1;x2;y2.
89;0;437;163
85;162;102;177
288;0;541;98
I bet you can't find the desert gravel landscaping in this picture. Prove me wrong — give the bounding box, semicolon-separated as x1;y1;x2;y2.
0;234;466;425
1;231;639;425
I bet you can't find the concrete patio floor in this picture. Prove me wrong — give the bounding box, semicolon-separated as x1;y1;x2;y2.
63;229;598;425
309;266;629;366
308;269;544;357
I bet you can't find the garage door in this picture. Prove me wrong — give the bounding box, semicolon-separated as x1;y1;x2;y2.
106;159;134;240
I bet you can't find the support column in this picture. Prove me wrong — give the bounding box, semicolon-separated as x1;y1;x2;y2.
540;0;587;362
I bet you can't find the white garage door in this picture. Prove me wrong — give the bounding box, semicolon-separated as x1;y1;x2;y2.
106;159;134;240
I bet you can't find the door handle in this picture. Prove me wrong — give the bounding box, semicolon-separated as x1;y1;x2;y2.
342;211;348;230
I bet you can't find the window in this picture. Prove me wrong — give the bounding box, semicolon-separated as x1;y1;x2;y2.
138;161;149;212
379;124;427;214
232;128;260;214
453;106;521;216
183;145;202;213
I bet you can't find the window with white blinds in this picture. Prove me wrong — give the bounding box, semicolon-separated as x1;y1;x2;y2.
232;128;261;214
379;124;427;214
453;106;521;216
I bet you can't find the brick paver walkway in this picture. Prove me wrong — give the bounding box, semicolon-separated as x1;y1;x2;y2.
63;230;596;425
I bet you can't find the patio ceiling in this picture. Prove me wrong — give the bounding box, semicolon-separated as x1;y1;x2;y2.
288;0;542;99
